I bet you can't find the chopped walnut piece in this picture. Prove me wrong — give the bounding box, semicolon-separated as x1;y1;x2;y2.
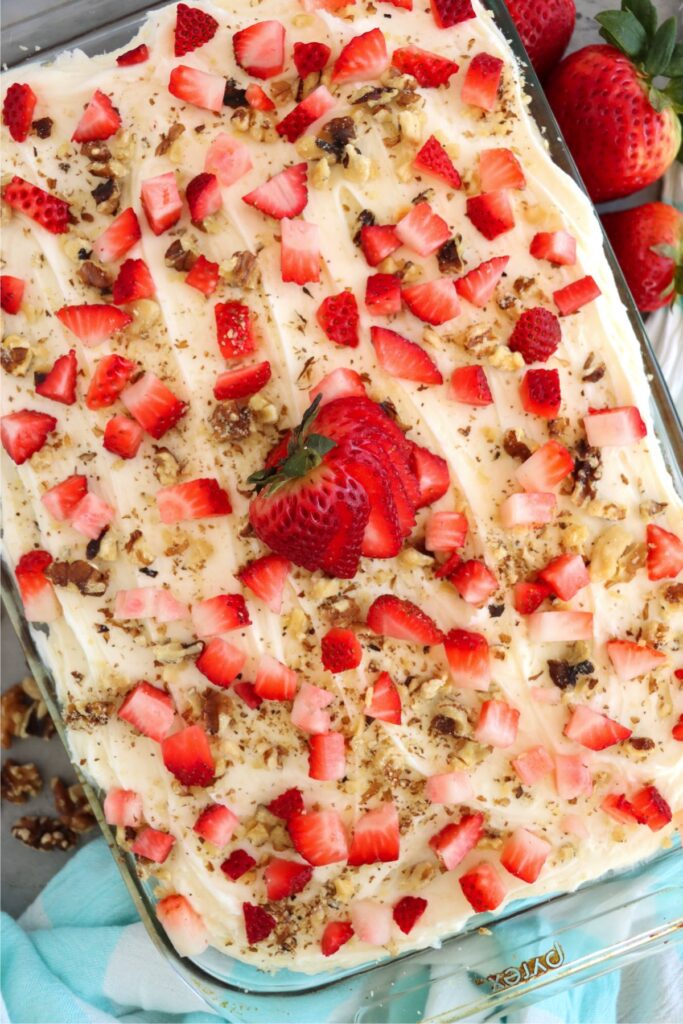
79;260;112;291
582;362;606;383
585;500;626;520
319;594;361;627
220;250;258;288
1;677;55;748
548;659;594;690
316;116;356;163
51;778;97;833
164;239;197;272
1;335;32;376
90;177;120;214
203;690;233;735
80;141;112;162
209;403;252;442
664;583;683;605
151;639;204;664
63;701;113;729
570;439;602;504
639;500;667;519
32;116;53;138
152;446;180;485
503;429;532;462
436;237;463;275
1;760;43;803
45;560;109;596
11;815;77;851
155;122;185;156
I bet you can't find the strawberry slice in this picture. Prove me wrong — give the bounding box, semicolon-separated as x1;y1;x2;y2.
515;439;574;492
168;65;225;112
281;218;320;284
513;581;551;614
553;275;601;315
156;895;208;956
500;492;556;528
308;732;346;780
243;903;277;944
103;415;143;459
265;858;314;900
186;172;222;224
14;551;60;622
317;292;359;348
554;753;592;799
1;275;24;314
132;827;175;863
425;511;467;552
606;639;666;681
233;21;285;79
113;258;155;304
564;705;631;750
520;368;561;418
276;85;336;143
430;813;484;870
392;48;458;88
118;681;175;741
186;254;219;296
196;637;246;687
214;301;256;360
425;771;473;805
630;785;672;832
205;132;252;186
360;224;400;266
367;594;443;645
103;788;143;827
86;353;136;410
1;409;56;465
350;900;393;946
348;802;399;866
403;278;460;325
321;921;354;957
332;28;389;83
538;553;589;600
527;610;593;641
530;230;577;266
34;349;77;405
237;553;289;613
141;171;183;234
231;682;261;709
2;82;37;142
479;148;525;191
462;53;504;110
455;256;509;308
116;43;149;66
474;699;520;747
191;594;251;637
366;671;402;724
92;207;141;263
174;2;218;56
267;788;304;821
289;809;349;866
601;793;639;825
115;588;170;620
254;653;297;700
72;90;121;142
393;897;427;935
156;478;231;523
508;307;561;364
500;828;552;883
365;273;402;316
56;304;131;347
242;163;308;219
291;683;333;734
161;724;214;786
321;628;362;673
395;202;450;257
370;326;442;384
246;83;275;111
466;191;514;239
646;523;683;581
2;176;69;234
194;803;238;847
430;0;475;28
122;372;187;438
293;41;332;77
583;406;646;446
70;491;114;539
214;361;271;401
409;443;449;507
449;560;497;605
41;474;88;521
450;365;493;406
459;862;506;912
413;136;461;188
512;746;554;787
443;628;491;691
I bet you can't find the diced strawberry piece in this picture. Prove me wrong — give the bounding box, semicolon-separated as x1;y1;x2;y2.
564;705;631;751
245;83;275;111
425;771;473;805
41;474;87;521
196;637;246;688
443;629;491;691
466;190;514;239
366;671;402;724
365;273;402;316
348;802;399;866
459;862;506;912
430;813;484;870
85;354;134;410
264;857;314;901
116;43;149;66
554;754;592;799
508;307;562;364
230;681;260;708
156;894;208;956
72;90;121;142
112;258;155;304
553;276;601;315
2;176;69;234
462;53;503;110
162;724;214;787
479;148;525;191
513;581;551;614
501;828;551;884
308;731;346;780
430;0;475;28
538;553;589;600
646;523;683;581
360;224;400;266
291;682;334;734
233;21;285;79
215;361;271;400
450;560;497;606
141;171;183;234
92;207;141;263
156;478;231;524
118;681;175;741
205;132;252;186
392;47;458;88
455;256;509;308
474;699;520;748
601;793;640;824
316;292;359;348
395;202;450;257
516;440;574;492
243;163;308;220
121;372;187;438
185;254;219;296
103;788;142;827
276;85;336;143
321;628;362;673
1;409;56;465
192;594;250;637
174;2;218;56
425;511;468;552
34;349;77;405
583;406;646;446
0;275;24;314
186;172;221;224
321;921;354;957
370;326;442;384
56;304;131;347
403;278;460;325
168;64;225;112
132;827;175;863
69;491;114;539
520;368;561;418
332;28;389;83
254;653;297;700
367;594;443;644
606;639;666;681
309;368;366;406
14;550;60;622
500;492;556;528
2;82;37;142
293;41;332;77
214;301;256;360
114;587;162;620
350;900;392;946
237;553;289;614
413;135;461;188
530;231;576;266
392;895;427;935
409;443;449;507
268;788;304;821
289;810;349;865
450;365;493;406
527;610;593;642
512;746;554;787
221;849;257;880
243;903;277;944
281;217;320;284
631;785;672;832
194;804;238;847
156;590;191;623
672;715;683;740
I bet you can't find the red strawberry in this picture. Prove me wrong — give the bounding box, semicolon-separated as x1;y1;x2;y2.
156;895;208;956
316;292;359;348
646;523;683;581
430;0;475;28
1;275;24;314
265;857;313;900
602;792;640;825
392;47;458;88
174;3;218;56
520;368;561;418
118;681;175;741
194;804;238;847
513;581;551;614
450;559;497;605
141;171;183;234
186;172;221;224
116;43;149;66
516;439;574;492
430;813;484;870
425;510;468;552
479;148;525;191
403;278;460;325
1;409;56;465
192;594;251;637
450;365;493;406
232;681;262;708
246;84;275;111
237;553;289;613
243;903;277;944
370;326;442;384
276;85;336;143
564;704;631;750
168;65;225;112
3;83;37;142
254;654;297;700
308;732;346;780
214;301;256;360
332;28;389;83
466;191;514;239
583;406;646;447
268;788;304;821
35;349;77;405
85;353;136;410
214;361;271;401
425;771;473;804
360;224;400;267
443;629;491;690
553;275;601;315
92;207;141;263
161;724;214;786
462;54;504;110
112;259;155;304
508;307;561;364
293;41;332;78
131;827;175;863
56;304;131;346
233;20;285;79
474;699;520;747
350;900;393;946
70;492;114;539
122;372;187;438
196;637;246;687
281;218;320;284
630;785;672;832
500;828;551;883
2;176;69;234
156;478;231;523
348;802;399;866
186;254;219;296
500;491;556;528
41;474;87;521
459;862;506;912
512;745;554;787
527;610;593;642
395;202;450;257
14;550;60;622
365;273;402;316
455;256;509;308
603;202;682;313
413;136;461;191
206;135;252;188
504;0;574;79
530;230;577;266
103;415;143;459
409;443;449;507
366;671;402;724
103;788;143;827
72;90;121;142
538;553;589;600
321;628;362;674
321;921;354;957
366;594;443;645
672;715;683;741
606;639;666;681
554;753;592;799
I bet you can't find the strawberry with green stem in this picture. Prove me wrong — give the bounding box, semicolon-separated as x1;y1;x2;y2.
602;201;682;312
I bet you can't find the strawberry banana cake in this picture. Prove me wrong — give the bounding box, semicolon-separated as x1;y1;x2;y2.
2;0;682;973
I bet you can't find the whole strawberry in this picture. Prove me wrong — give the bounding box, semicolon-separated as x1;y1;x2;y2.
504;0;575;79
545;2;681;202
602;202;682;312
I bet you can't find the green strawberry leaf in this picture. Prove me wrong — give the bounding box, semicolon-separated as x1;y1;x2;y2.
648;85;668;112
667;42;683;77
305;434;337;457
597;10;648;59
621;0;657;39
247;394;337;494
644;17;677;77
664;77;683;113
650;243;677;260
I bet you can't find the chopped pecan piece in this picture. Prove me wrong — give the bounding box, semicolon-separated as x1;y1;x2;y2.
63;700;113;729
32;116;53;138
503;429;532;462
582;362;606;383
316;116;356;163
1;760;43;803
319;594;361;627
78;260;112;291
90;177;120;216
221;250;258;288
570;439;603;504
628;737;655;751
664;583;683;605
80;141;111;162
209;403;252;442
45;560;109;596
11;815;77;851
51;778;96;833
164;238;196;272
1;677;55;748
548;659;594;690
203;690;233;735
223;78;248;108
155;122;185;156
436;237;464;275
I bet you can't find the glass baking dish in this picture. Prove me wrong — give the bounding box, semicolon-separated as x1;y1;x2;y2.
3;2;683;1020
